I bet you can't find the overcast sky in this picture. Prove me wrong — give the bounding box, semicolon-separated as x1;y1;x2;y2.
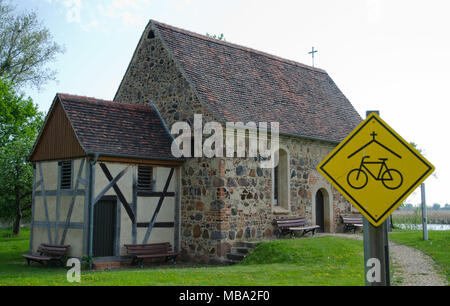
15;0;450;206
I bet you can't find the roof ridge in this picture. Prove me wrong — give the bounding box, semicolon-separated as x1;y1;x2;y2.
151;19;327;74
57;93;153;111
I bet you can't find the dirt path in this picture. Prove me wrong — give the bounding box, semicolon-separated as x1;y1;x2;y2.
318;233;447;286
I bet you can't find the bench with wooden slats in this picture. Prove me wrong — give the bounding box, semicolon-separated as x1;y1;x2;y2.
341;214;363;233
124;242;182;268
23;243;70;267
273;217;320;238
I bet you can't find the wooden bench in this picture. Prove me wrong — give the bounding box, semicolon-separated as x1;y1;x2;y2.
341;214;363;233
124;242;182;268
273;217;320;238
23;243;70;267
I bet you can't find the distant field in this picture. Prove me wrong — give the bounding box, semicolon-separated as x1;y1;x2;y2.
392;210;450;225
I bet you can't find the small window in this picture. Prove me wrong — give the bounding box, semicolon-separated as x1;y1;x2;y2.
138;165;154;191
59;161;72;190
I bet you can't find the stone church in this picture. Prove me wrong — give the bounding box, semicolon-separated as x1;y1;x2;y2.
27;20;362;264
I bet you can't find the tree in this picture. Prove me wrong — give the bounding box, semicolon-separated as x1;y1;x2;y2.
432;203;441;210
404;203;414;210
0;137;34;235
0;77;43;235
0;0;65;89
0;77;42;147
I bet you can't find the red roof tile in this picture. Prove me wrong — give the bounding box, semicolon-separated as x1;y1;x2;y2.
152;20;362;142
57;93;181;161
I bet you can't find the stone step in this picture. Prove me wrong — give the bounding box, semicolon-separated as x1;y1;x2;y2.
224;241;258;265
92;261;122;270
233;241;259;249
226;252;246;261
231;247;250;255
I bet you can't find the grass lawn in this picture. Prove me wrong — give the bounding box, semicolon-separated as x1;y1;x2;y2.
0;228;365;286
3;227;446;286
389;230;450;282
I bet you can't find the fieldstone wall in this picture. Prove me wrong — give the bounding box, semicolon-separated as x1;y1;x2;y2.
201;136;357;262
114;23;229;263
114;22;356;264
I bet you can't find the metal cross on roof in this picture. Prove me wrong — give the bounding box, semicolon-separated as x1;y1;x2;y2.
309;46;318;67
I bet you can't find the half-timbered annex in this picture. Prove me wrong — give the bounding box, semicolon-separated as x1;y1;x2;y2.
28;94;183;260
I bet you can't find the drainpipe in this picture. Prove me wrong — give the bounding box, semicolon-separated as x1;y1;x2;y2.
88;153;99;270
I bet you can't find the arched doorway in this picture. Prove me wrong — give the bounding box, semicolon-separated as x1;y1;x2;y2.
315;190;325;233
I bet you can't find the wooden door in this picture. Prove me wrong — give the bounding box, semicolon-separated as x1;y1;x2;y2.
315;190;325;233
93;196;116;257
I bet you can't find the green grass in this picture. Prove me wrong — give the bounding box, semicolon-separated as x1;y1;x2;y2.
0;228;366;286
2;227;447;286
389;230;450;282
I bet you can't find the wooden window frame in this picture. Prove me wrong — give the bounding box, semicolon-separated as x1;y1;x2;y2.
137;165;154;192
59;160;73;190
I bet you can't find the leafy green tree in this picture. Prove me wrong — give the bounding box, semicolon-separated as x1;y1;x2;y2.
0;137;34;235
0;0;65;89
0;77;43;235
0;77;42;147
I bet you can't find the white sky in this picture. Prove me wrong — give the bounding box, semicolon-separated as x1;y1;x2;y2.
15;0;450;206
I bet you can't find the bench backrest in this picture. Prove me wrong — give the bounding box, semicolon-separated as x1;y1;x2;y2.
274;217;308;228
125;242;172;255
341;214;363;224
38;243;70;256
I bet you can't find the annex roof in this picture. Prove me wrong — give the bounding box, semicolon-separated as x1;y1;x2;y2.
29;93;182;164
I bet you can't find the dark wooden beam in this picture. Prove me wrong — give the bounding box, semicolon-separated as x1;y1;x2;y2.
97;156;183;167
34;221;84;230
99;163;135;223
38;163;52;244
142;168;175;244
35;189;85;197
137;222;174;228
137;191;175;197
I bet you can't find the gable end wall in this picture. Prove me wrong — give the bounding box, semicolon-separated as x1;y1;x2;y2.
29;100;86;162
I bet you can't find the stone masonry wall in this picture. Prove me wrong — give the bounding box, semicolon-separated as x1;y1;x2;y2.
204;135;357;262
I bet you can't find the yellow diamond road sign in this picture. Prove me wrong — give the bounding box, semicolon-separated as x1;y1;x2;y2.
317;113;435;227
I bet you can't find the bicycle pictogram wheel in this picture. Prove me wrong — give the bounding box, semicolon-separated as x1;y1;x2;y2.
381;169;403;190
347;169;368;189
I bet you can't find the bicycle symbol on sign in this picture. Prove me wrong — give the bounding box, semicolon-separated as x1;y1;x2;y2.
346;132;403;190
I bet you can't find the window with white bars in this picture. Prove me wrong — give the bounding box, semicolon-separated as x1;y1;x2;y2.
59;160;72;190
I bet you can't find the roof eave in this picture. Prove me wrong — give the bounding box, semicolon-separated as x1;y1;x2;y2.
86;151;185;164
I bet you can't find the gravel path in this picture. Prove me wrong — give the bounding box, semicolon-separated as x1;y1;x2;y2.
318;233;447;286
389;242;447;286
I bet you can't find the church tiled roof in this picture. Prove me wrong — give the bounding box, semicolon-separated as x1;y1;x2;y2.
57;93;180;161
152;20;362;143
